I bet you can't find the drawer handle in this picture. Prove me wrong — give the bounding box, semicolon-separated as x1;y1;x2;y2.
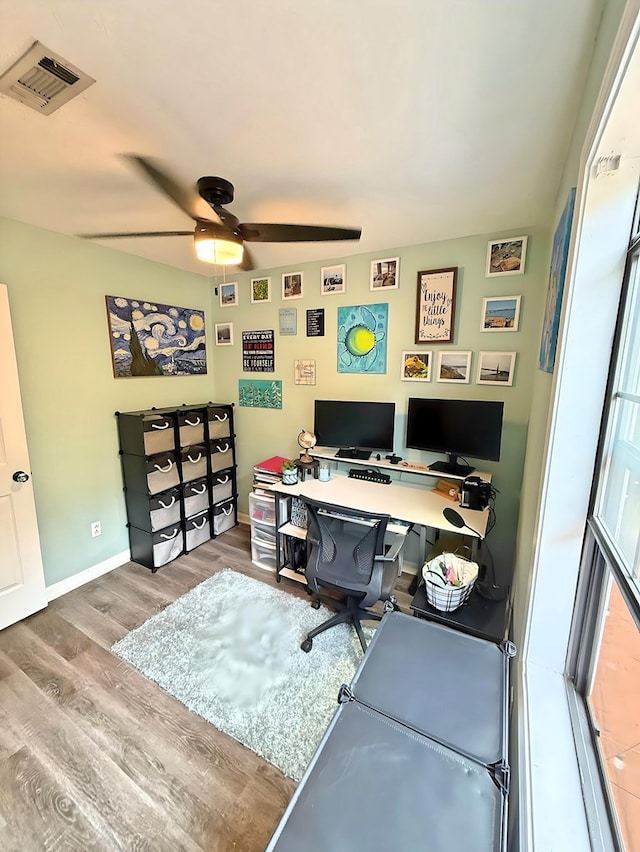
213;413;228;422
191;484;207;495
187;453;202;464
192;517;207;530
215;475;229;485
158;496;176;509
184;417;201;426
217;442;230;453
151;422;170;430
221;506;233;516
153;460;173;473
160;528;179;540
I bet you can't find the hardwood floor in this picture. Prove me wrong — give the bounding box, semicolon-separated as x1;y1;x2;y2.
0;523;414;851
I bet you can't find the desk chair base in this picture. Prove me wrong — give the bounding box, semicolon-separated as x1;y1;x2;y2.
301;594;397;654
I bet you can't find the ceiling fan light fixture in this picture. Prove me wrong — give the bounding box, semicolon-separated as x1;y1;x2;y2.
194;226;244;265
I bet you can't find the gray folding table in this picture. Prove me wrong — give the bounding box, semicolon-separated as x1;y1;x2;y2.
267;611;515;852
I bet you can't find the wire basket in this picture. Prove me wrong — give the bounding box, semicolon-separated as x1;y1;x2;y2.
422;552;478;612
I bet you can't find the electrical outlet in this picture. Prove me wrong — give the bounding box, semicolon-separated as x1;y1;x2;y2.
91;521;101;538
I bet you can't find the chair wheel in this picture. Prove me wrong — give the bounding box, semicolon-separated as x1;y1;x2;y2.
301;638;313;653
383;600;394;614
311;599;321;609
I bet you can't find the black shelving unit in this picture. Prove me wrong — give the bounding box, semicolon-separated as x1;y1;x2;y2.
116;402;238;572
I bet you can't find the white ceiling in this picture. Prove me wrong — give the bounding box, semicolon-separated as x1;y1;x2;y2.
0;0;603;276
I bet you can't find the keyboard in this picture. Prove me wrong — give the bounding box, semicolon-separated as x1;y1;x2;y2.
348;467;391;484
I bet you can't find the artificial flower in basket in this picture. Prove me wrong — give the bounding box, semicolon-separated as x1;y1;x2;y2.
422;551;479;612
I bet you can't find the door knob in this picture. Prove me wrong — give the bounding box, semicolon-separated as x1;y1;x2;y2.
12;471;29;483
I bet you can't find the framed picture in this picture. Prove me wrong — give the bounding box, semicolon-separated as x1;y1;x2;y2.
250;277;271;304
282;271;303;300
486;236;528;277
321;264;346;295
437;351;471;383
105;295;207;378
279;308;297;335
218;281;238;307
477;351;517;385
481;295;521;331
415;267;457;343
215;322;233;346
539;188;576;372
370;257;399;290
294;359;316;385
401;350;432;381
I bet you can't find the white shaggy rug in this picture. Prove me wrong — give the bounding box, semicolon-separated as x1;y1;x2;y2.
112;568;372;781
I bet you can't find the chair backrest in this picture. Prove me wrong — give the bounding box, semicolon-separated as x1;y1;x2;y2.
302;498;390;596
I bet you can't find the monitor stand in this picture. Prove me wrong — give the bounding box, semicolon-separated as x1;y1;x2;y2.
335;447;372;461
428;455;475;477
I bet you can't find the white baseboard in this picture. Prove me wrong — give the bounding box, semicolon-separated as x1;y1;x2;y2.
46;549;131;602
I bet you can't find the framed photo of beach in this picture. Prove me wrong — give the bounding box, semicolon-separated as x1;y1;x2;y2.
436;351;471;383
481;296;521;331
477;351;516;385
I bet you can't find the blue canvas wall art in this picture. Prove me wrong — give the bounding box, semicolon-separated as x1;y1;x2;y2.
539;188;576;373
239;380;283;408
106;295;206;377
337;303;388;373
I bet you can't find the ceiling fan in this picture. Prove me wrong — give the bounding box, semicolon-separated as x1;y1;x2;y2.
79;155;362;271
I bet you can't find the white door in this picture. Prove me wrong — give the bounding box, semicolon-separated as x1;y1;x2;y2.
0;283;47;630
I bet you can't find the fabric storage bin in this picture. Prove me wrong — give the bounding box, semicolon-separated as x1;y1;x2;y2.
211;470;234;504
121;451;180;496
183;478;209;518
185;509;211;551
116;411;176;457
209;438;234;473
120;487;181;532
178;409;205;448
129;523;184;572
180;445;208;483
148;488;181;532
207;405;232;440
213;498;236;535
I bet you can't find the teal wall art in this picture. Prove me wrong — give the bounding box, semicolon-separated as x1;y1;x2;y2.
337;303;388;373
239;379;283;408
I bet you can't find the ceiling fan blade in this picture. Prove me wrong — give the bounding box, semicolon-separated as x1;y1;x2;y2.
123;155;221;224
238;223;361;243
78;231;194;239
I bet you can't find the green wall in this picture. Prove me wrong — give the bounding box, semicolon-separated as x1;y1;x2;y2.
1;215;551;588
0;219;214;586
213;227;551;580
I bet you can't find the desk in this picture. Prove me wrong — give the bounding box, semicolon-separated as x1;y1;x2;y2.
269;471;489;583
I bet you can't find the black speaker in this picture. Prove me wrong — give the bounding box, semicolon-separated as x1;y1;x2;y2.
460;476;491;510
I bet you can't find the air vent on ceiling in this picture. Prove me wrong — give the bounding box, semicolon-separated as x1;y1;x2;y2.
0;41;95;115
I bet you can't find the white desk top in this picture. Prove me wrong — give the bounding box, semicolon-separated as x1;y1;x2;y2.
269;471;489;538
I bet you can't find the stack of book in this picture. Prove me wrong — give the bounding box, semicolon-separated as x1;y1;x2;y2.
253;455;288;495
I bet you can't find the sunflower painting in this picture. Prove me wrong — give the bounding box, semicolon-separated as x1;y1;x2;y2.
337;303;388;374
106;295;207;377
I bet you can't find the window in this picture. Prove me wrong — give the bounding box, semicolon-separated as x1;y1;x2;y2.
569;191;640;850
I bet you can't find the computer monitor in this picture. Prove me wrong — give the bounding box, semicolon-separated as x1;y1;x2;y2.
314;400;395;461
405;397;504;476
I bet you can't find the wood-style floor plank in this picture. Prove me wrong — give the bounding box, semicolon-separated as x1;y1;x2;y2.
0;522;414;850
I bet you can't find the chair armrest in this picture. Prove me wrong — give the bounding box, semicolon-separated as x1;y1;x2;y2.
377;533;406;563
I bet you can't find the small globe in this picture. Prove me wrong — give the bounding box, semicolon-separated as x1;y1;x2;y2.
297;429;317;462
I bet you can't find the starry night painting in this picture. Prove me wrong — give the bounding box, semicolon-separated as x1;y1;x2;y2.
106;295;207;378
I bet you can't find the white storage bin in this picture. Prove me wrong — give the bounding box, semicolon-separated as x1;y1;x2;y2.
178;410;205;448
210;439;234;473
251;537;277;572
211;470;234;504
185;510;211;551
181;445;208;483
207;406;231;439
183;478;209;518
249;491;276;526
213;499;236;535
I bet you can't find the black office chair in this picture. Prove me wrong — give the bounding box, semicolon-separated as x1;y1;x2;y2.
300;498;406;653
